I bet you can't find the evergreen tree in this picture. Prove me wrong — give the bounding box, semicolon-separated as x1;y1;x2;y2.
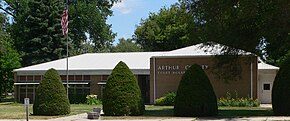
33;68;70;116
272;56;290;115
174;64;218;116
9;0;65;66
103;61;144;116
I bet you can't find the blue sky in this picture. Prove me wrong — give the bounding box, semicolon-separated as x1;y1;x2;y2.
107;0;179;45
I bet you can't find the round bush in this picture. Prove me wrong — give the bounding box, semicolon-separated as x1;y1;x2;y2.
174;64;218;117
103;61;144;116
33;68;70;116
272;56;290;115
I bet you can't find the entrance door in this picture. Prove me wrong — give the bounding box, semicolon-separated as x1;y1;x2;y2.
138;75;150;104
260;82;272;104
259;73;276;104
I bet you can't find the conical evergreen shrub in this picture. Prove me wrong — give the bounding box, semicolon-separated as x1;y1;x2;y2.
103;61;145;116
272;56;290;115
33;68;70;115
174;64;218;116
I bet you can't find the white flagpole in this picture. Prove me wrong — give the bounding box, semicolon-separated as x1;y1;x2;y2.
66;0;69;97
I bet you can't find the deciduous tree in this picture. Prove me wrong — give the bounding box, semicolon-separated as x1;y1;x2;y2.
0;13;21;101
133;4;200;51
180;0;290;66
112;38;143;52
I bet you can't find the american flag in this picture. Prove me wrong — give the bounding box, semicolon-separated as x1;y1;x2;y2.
61;8;68;36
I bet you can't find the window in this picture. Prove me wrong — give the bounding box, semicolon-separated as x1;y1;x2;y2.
263;84;270;90
75;75;82;80
84;75;90;80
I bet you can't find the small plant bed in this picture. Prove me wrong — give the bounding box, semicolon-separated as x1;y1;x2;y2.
218;92;260;107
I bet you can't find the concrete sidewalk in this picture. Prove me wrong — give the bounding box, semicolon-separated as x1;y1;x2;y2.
2;115;290;121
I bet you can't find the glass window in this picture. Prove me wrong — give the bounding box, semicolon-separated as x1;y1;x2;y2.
34;76;41;81
75;75;82;80
69;75;74;80
263;84;270;90
84;75;90;80
76;89;83;94
19;76;26;81
60;75;67;80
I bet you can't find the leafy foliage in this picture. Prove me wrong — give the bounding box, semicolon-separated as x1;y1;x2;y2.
154;91;176;106
180;0;290;66
133;4;200;51
2;0;119;66
112;38;143;52
0;13;21;101
103;61;144;116
68;0;118;54
218;91;260;107
85;95;102;105
174;64;218;117
272;56;290;115
33;68;70;116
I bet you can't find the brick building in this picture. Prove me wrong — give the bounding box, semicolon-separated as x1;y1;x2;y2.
13;43;278;104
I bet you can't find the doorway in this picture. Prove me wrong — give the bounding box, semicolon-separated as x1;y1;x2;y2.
138;75;150;104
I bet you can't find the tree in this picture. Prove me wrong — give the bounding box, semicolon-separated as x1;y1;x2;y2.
133;4;200;51
2;0;119;66
103;61;144;116
174;64;218;116
5;0;65;66
272;55;290;115
0;13;21;101
68;0;118;54
33;68;70;116
112;38;143;52
180;0;290;66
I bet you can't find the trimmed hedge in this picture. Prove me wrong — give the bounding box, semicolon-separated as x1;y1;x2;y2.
33;68;70;116
103;61;144;116
174;64;218;117
272;56;290;115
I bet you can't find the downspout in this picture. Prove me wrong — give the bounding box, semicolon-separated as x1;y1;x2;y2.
251;61;253;98
153;57;156;102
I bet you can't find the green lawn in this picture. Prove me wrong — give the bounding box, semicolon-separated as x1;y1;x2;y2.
0;102;100;119
0;101;273;120
102;106;273;119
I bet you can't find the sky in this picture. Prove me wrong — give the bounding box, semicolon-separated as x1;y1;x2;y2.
107;0;179;45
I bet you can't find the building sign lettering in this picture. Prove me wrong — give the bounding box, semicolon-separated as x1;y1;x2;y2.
157;64;208;75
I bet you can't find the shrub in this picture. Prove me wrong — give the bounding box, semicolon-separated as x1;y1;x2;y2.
218;91;260;107
33;68;70;116
103;61;144;116
272;56;290;115
174;64;218;117
155;91;176;106
69;94;87;104
86;95;102;105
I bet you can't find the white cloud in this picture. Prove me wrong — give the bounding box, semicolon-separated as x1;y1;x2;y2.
112;0;140;14
112;0;132;14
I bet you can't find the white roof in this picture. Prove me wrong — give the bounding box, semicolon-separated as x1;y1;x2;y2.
14;52;165;75
258;62;279;70
14;43;277;75
159;43;250;57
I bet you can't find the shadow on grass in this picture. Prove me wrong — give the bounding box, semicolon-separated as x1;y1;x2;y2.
197;107;273;120
143;106;273;119
143;108;174;117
